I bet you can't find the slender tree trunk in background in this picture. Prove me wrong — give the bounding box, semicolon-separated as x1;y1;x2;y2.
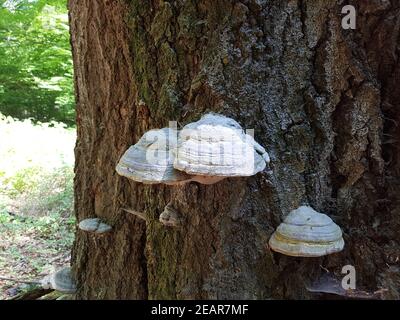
68;0;400;299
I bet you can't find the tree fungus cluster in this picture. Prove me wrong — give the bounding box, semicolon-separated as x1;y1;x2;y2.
116;113;270;185
78;113;344;261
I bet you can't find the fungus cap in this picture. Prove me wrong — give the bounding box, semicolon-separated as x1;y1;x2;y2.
41;267;76;294
78;218;112;234
173;113;268;177
269;206;344;257
116;128;191;185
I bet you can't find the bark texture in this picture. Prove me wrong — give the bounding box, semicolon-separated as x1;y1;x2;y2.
69;0;400;299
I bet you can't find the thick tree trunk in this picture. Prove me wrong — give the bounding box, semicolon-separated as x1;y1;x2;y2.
69;0;400;299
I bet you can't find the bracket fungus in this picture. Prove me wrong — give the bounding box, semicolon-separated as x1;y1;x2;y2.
116;114;270;186
268;206;344;257
41;267;76;294
173;113;270;178
306;273;387;299
159;203;182;227
78;218;112;234
306;273;347;296
116;128;191;185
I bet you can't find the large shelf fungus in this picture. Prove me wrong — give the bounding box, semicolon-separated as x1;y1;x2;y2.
116;128;192;185
173;113;270;179
78;218;112;234
116;113;270;186
268;206;344;257
41;267;77;294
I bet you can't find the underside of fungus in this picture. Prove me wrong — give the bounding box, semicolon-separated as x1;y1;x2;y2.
41;267;77;294
269;206;344;257
190;175;225;185
173;113;270;178
78;218;112;234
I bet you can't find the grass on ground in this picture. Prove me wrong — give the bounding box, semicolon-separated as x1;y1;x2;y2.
0;113;76;299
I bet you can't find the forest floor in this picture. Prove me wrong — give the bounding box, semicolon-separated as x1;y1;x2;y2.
0;114;76;299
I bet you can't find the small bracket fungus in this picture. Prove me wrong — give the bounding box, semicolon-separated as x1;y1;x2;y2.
306;273;387;299
173;113;270;179
159;203;182;227
116;128;192;185
78;218;112;234
122;208;147;221
306;273;346;296
41;267;76;294
268;206;344;257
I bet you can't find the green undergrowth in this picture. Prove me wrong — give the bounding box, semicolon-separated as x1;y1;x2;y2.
0;113;76;299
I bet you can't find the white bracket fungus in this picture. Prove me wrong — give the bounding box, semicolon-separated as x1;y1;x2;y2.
173;113;270;179
268;206;344;257
78;218;112;234
116;113;271;186
116;128;192;185
41;267;76;294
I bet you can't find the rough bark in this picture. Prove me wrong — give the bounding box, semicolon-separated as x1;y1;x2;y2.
69;0;400;299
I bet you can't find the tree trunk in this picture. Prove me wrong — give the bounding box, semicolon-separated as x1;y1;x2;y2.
68;0;400;299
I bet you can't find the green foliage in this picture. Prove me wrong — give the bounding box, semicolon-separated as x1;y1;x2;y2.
0;115;75;298
0;0;74;125
0;210;75;240
0;209;75;276
1;165;75;216
0;113;76;217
